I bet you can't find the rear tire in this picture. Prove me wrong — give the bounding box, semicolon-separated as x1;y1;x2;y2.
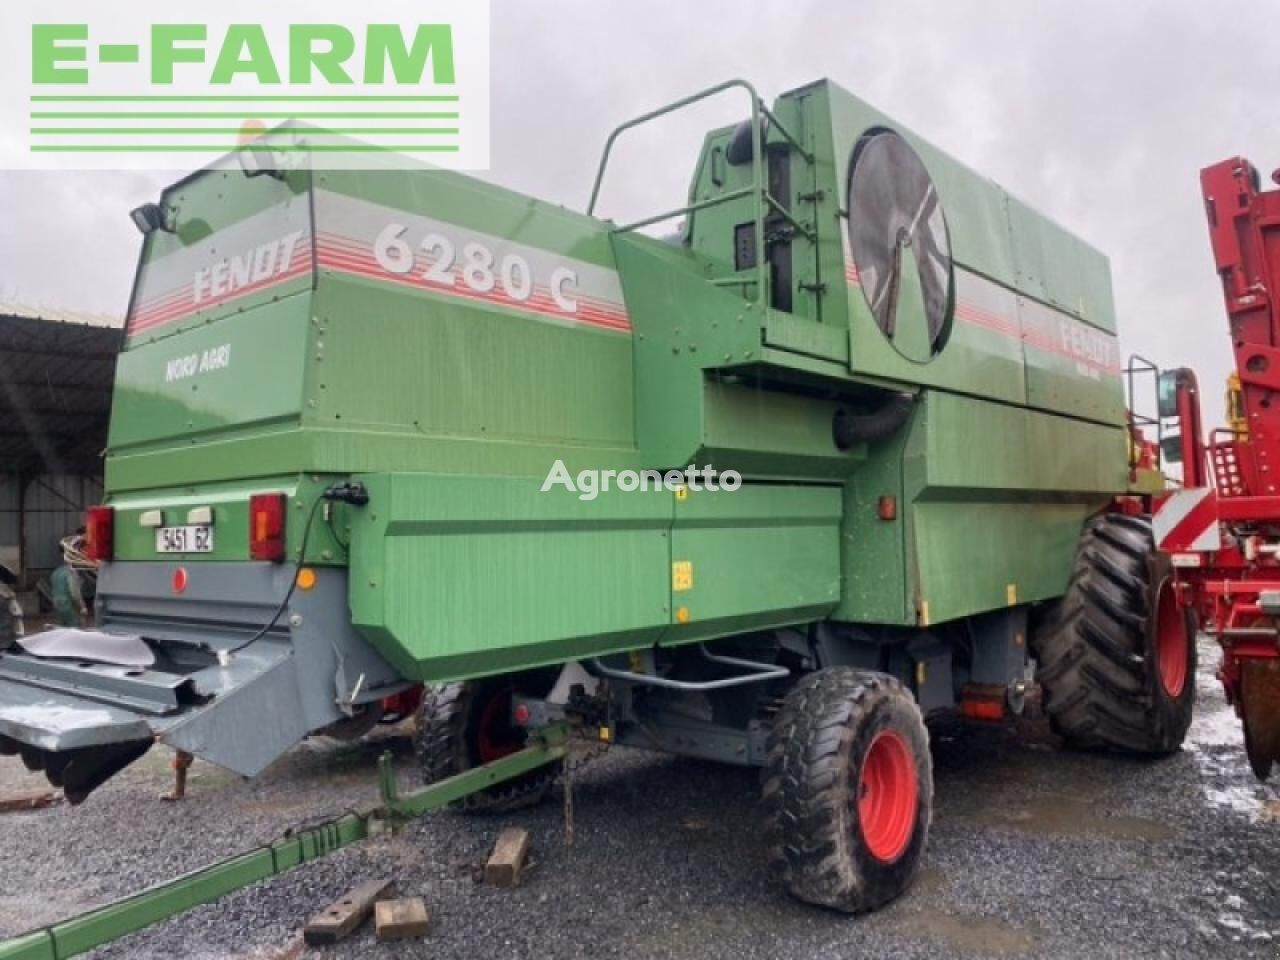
416;673;560;814
1033;512;1196;754
764;668;932;913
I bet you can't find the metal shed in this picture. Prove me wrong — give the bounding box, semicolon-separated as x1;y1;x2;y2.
0;311;118;591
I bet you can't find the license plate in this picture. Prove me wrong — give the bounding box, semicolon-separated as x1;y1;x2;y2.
155;525;214;553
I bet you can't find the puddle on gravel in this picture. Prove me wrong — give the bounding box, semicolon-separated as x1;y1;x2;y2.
913;910;1039;956
1188;640;1272;821
968;793;1173;842
1189;667;1245;749
912;865;948;896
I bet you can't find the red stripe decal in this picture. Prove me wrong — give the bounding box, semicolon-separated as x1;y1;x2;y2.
129;261;313;334
314;231;629;314
1158;493;1220;552
845;260;1118;374
129;236;633;336
314;247;631;332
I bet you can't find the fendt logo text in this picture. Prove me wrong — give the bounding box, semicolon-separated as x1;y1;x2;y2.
0;1;490;171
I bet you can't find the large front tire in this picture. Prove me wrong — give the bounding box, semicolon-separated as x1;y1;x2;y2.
1033;512;1196;754
764;668;932;913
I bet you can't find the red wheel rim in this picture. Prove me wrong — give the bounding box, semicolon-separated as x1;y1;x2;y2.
1155;579;1189;698
857;729;918;863
475;691;523;763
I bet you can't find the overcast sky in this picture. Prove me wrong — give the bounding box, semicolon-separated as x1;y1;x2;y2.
2;0;1276;424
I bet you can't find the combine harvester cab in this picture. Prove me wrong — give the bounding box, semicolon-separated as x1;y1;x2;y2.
0;82;1193;931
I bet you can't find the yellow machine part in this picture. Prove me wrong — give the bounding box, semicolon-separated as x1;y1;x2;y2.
1226;372;1248;438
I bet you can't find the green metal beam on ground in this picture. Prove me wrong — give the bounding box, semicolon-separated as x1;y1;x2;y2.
0;727;568;960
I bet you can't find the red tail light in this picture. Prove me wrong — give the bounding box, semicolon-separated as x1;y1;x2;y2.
249;493;287;562
84;506;114;562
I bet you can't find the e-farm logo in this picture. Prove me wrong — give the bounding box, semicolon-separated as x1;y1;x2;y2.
0;1;490;171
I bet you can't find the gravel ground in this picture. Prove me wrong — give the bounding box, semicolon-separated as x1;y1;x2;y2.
1;637;1277;959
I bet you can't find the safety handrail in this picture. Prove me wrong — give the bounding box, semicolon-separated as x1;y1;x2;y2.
588;644;789;692
1124;353;1165;472
586;78;812;306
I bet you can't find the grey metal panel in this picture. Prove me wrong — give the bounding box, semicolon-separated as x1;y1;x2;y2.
24;474;101;511
26;514;69;570
617;716;765;766
25;476;69;511
164;654;313;776
21;474;103;571
0;475;104;575
969;607;1030;687
0;657;184;715
22;475;98;513
0;562;409;779
0;678;154;752
0;477;19;560
906;636;954;714
0;476;18;512
0;632;292;767
99;560;293;642
105;562;406;770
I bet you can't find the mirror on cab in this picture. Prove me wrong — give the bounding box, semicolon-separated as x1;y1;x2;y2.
1157;370;1182;419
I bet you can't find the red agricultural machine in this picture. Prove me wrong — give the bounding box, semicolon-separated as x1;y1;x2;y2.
1152;156;1280;780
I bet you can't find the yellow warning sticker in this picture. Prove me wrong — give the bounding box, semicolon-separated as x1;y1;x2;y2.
672;560;693;592
674;486;689;502
1007;583;1018;605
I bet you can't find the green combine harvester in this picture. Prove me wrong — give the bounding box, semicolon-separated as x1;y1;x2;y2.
0;78;1195;950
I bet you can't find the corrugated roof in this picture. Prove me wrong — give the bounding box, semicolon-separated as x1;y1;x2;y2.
0;299;120;329
0;313;119;476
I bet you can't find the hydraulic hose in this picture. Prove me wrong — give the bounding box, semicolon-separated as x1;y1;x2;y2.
221;481;368;657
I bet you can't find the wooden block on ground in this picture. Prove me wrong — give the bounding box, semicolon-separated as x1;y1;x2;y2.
302;878;393;946
375;897;431;942
0;788;58;814
484;827;531;887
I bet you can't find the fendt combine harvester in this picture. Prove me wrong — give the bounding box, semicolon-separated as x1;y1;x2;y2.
1152;156;1280;781
0;80;1196;957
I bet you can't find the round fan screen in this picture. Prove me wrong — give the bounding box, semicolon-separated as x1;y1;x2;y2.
846;130;953;362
